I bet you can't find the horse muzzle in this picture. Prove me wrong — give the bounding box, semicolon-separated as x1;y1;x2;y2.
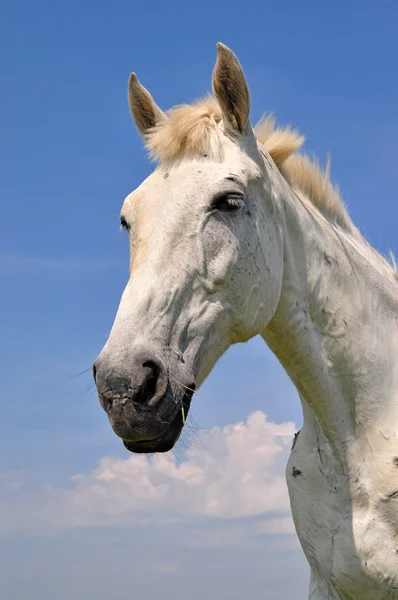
93;347;195;453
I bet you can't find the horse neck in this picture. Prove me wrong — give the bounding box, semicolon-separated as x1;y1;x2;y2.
262;184;398;465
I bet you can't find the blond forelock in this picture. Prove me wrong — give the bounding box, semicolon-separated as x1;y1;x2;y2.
145;97;223;163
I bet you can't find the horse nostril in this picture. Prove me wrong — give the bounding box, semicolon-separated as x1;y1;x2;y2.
142;360;159;383
129;354;167;408
136;360;160;405
94;352;168;411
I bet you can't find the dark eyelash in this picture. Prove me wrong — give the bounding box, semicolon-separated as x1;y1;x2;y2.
210;192;245;212
120;216;130;231
226;196;244;209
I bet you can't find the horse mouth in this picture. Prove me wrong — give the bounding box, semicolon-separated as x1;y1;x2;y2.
122;392;193;454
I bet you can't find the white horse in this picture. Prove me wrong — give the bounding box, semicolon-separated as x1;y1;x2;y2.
93;43;398;599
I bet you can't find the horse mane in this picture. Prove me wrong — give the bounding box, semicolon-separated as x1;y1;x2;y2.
254;115;350;230
145;96;352;231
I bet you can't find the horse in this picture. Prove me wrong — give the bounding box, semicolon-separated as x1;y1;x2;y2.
93;43;398;599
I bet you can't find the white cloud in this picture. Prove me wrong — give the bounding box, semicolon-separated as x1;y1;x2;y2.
0;411;297;536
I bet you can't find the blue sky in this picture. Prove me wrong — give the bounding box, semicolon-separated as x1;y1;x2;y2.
1;1;397;598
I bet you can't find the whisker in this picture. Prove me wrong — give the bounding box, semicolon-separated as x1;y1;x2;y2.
49;367;92;388
62;381;96;408
82;389;98;404
169;376;196;394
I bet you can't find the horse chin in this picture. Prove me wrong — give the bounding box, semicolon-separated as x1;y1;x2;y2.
122;392;192;454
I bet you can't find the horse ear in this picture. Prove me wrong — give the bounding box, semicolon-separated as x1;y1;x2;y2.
212;42;250;133
128;73;166;137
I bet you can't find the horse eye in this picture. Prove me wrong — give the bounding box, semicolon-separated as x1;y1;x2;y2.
211;193;245;212
120;216;130;231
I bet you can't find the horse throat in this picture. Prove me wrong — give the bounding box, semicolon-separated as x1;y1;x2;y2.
263;191;398;457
